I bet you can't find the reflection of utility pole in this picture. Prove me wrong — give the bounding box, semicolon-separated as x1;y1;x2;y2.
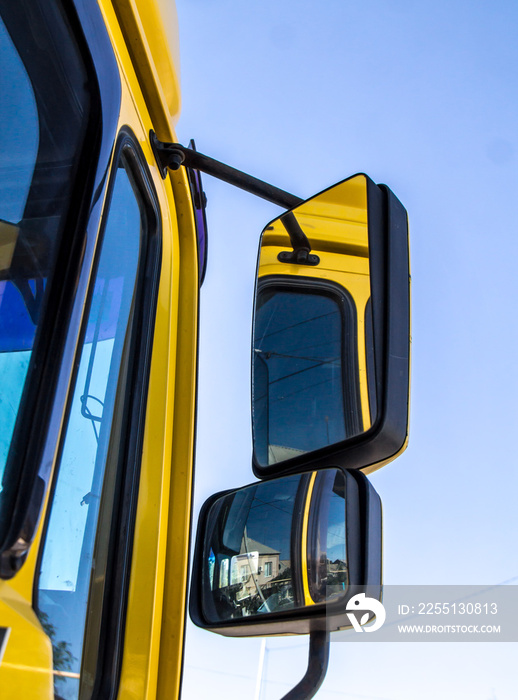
254;638;266;700
325;415;330;444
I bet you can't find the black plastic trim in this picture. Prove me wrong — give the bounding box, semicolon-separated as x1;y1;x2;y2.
150;133;303;209
90;132;161;700
185;139;209;286
281;629;330;700
32;129;161;700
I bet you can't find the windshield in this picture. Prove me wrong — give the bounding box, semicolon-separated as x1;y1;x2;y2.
0;2;90;536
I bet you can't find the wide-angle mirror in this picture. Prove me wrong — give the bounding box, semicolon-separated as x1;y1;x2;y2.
251;174;410;477
189;468;382;637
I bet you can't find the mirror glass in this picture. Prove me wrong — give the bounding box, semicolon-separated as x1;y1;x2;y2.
200;469;348;624
252;175;375;466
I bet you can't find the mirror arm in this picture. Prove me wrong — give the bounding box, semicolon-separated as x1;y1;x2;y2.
150;131;302;209
280;630;330;700
277;212;320;266
150;131;319;265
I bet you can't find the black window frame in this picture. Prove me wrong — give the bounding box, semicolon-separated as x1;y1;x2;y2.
33;128;161;700
251;274;362;471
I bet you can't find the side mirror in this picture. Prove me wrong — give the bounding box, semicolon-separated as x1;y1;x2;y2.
251;174;410;477
189;468;381;636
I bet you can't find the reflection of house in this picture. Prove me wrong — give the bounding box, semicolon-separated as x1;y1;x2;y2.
231;538;281;601
327;558;347;579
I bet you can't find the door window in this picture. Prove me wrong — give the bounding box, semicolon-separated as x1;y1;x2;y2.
36;143;157;700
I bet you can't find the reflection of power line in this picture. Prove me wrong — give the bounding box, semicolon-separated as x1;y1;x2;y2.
269;375;340;403
290;339;342;354
258;309;339;341
249;497;294;517
267;356;340;387
253;357;341;404
327;527;346;542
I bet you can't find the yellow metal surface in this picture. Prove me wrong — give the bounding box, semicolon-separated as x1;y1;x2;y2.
0;445;63;699
112;0;181;136
98;2;197;697
0;582;53;699
155;166;198;700
111;88;178;700
1;0;196;696
258;249;371;432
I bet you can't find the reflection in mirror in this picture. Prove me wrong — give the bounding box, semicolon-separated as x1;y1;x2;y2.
200;469;347;624
252;175;375;467
307;469;348;604
253;285;360;465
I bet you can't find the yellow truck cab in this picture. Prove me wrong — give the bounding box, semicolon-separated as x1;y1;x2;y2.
0;1;410;699
0;1;199;697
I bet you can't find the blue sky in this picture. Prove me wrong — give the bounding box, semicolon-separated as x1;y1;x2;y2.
175;1;518;698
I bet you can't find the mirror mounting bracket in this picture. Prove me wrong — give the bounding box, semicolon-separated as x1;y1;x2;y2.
278;250;320;266
276;212;320;266
150;131;319;263
280;629;330;700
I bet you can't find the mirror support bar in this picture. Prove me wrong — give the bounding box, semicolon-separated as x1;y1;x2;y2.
150;131;318;263
280;630;330;700
278;213;320;266
150;131;303;209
